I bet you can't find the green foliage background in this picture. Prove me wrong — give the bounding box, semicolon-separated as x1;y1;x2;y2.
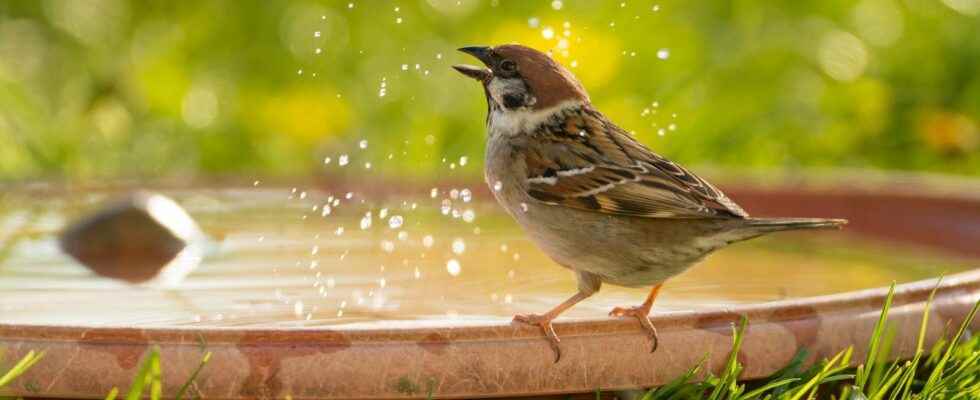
0;0;978;181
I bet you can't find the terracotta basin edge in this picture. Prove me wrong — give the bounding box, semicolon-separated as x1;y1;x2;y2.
0;269;977;399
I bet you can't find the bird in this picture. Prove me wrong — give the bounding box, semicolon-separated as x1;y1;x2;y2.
452;44;846;362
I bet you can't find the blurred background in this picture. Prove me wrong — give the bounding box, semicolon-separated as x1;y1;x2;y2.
0;0;977;183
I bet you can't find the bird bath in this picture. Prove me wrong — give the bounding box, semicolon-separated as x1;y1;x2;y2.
0;172;978;399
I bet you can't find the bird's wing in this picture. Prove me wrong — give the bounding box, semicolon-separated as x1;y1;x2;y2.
523;106;748;219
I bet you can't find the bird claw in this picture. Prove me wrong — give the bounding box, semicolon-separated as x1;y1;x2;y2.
608;306;659;353
513;313;563;363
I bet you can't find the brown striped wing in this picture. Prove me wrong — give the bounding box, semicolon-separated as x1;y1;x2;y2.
523;106;748;219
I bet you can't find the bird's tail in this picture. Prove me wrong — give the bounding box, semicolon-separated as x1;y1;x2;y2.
715;217;848;246
743;217;848;233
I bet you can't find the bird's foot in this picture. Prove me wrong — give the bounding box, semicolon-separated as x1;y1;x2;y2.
513;313;562;363
609;306;659;353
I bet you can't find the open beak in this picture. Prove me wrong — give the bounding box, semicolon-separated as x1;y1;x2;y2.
452;46;493;81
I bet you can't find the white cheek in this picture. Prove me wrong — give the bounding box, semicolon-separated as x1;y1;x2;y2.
486;78;511;105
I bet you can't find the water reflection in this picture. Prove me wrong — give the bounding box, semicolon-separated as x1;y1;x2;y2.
0;187;973;328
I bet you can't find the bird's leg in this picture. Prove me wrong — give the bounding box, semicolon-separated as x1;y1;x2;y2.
609;283;663;352
513;290;593;363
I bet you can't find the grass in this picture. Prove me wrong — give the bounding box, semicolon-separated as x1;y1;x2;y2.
638;282;980;400
0;283;977;399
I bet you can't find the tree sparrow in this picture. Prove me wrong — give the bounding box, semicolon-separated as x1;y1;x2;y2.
453;44;846;362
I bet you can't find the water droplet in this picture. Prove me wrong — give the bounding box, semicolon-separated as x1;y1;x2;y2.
321;205;332;216
528;17;540;28
348;2;354;8
542;27;555;40
311;245;319;255
460;189;472;202
504;294;513;303
462;209;475;223
430;188;439;198
315;48;322;55
414;266;421;279
360;212;373;229
658;128;666;136
551;0;563;10
397;231;409;241
388;215;404;228
380;240;395;253
422;235;434;248
395;17;402;23
314;31;321;37
520;203;529;212
359;139;368;149
338;154;349;166
493;181;503;191
452;238;466;254
459;156;468;166
668;123;677;131
335;226;345;235
652;4;660;11
657;48;670;60
401;64;408;71
294;301;304;317
446;259;461;276
379;278;386;288
379;208;388;219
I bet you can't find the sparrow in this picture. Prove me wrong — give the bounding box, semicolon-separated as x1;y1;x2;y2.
453;44;846;362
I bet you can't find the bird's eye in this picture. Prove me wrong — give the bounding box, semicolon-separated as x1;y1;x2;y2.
500;60;517;73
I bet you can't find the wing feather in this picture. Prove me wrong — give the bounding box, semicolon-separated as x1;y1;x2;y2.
523;105;748;219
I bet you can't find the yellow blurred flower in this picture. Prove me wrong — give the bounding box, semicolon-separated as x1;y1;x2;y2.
252;87;351;145
918;110;978;154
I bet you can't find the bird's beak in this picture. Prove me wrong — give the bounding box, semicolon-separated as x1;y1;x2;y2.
453;46;493;81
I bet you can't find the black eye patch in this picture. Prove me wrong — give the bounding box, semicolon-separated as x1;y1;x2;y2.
503;93;524;109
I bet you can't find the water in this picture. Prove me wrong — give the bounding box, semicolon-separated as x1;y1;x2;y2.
0;187;973;328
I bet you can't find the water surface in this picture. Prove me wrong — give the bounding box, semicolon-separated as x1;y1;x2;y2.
0;187;974;328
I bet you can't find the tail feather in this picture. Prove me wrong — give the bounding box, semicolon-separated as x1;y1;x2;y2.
743;217;848;233
713;217;848;246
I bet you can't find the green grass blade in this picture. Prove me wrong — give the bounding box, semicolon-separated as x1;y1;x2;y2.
855;283;895;392
149;350;162;400
738;377;800;399
175;352;212;400
869;361;907;400
787;351;847;400
104;387;119;400
917;276;943;354
125;347;160;400
643;355;705;400
0;350;44;388
922;298;980;395
707;316;748;400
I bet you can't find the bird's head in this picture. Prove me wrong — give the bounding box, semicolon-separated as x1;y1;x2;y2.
453;44;589;112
